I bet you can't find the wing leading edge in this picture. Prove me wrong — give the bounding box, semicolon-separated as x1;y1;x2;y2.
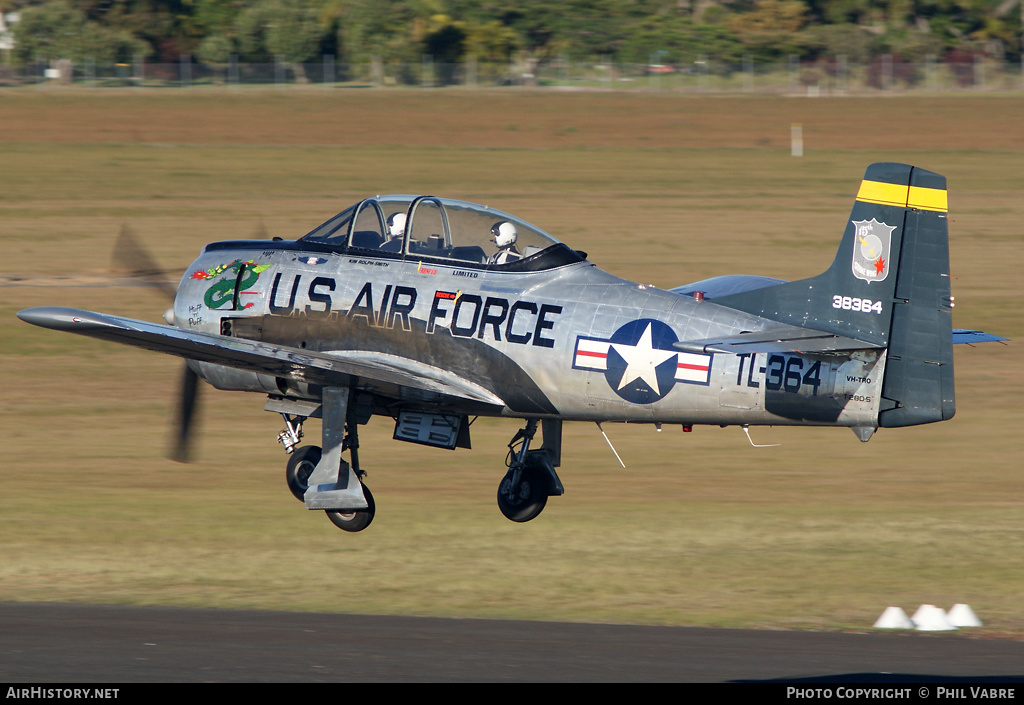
17;307;505;409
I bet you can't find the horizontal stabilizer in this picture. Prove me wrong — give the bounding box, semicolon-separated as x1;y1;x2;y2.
673;325;884;355
17;307;505;409
952;329;1009;345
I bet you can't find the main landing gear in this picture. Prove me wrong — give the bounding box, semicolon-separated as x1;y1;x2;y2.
497;419;564;523
279;387;375;532
277;396;564;530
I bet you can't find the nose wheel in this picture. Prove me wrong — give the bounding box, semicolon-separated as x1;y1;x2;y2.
326;484;375;532
279;389;375;532
285;445;376;532
286;445;321;502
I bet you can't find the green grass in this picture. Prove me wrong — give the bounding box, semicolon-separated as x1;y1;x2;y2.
0;92;1021;634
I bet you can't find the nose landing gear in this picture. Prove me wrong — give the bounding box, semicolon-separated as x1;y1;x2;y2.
280;388;375;532
285;444;320;502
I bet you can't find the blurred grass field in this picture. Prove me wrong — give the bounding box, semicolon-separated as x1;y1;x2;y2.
0;91;1021;634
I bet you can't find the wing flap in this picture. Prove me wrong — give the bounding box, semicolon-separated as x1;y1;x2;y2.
673;324;886;355
17;307;505;408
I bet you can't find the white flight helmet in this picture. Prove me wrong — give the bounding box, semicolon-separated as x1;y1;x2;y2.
387;212;406;238
491;221;517;249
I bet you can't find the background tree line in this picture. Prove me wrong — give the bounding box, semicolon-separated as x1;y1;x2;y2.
4;0;1022;70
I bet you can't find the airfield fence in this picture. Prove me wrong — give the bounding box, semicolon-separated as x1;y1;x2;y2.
3;55;1024;94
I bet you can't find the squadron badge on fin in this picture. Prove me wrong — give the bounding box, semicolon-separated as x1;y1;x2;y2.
851;218;895;283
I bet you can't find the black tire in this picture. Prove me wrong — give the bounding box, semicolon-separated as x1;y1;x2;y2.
326;484;375;533
497;466;548;523
285;445;321;502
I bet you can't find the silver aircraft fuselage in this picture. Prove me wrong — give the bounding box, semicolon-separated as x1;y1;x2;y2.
177;243;884;429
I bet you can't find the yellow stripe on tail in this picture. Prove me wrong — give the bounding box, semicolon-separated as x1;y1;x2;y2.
856;180;947;213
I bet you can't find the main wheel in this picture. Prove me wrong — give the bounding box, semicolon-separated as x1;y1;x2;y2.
326;484;375;532
497;466;548;523
285;445;321;502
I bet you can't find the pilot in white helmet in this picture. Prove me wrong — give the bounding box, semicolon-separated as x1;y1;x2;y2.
387;212;407;239
489;221;521;264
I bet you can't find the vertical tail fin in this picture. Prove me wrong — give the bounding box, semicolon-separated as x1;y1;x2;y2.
715;163;955;426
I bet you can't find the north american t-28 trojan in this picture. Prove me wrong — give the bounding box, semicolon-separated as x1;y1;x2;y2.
18;163;1005;532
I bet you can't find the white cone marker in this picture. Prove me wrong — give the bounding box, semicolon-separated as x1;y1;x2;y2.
947;603;983;627
873;606;913;629
911;604;957;631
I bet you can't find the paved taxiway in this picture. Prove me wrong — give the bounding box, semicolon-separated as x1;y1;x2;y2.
1;602;1022;682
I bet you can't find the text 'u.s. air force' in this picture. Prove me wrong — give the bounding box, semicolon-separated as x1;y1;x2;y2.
268;274;562;347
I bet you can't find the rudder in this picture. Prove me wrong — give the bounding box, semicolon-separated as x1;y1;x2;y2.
875;166;955;427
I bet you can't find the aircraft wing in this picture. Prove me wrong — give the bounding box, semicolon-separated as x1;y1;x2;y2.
17;307;506;409
673;324;886;355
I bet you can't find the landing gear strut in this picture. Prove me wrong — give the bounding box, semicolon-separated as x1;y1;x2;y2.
322;397;374;533
496;419;564;523
280;388;375;532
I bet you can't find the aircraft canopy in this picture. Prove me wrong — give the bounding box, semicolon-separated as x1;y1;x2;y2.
300;195;571;269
